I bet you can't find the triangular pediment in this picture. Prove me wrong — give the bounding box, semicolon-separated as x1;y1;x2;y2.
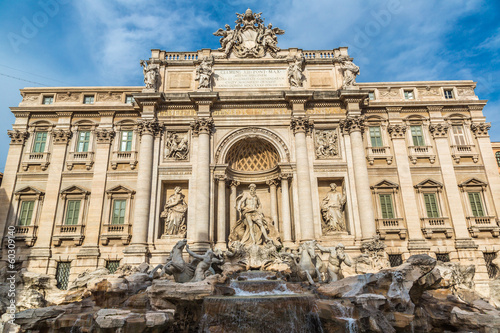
458;178;488;188
15;186;43;195
371;180;399;189
60;185;90;195
415;179;443;189
106;185;135;194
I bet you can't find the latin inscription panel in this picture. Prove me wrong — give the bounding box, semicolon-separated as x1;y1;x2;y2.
214;69;287;88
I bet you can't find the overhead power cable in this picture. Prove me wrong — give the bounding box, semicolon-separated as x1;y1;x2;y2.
0;72;49;86
0;64;67;85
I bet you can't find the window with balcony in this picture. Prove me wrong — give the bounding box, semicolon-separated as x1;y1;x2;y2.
371;180;406;239
101;185;135;245
64;200;81;225
415;179;452;239
53;186;89;246
410;125;425;146
18;201;34;226
33;131;47;153
404;90;414;100
12;186;44;247
459;178;499;237
369;126;383;147
120;131;133;152
76;131;90;152
112;199;126;224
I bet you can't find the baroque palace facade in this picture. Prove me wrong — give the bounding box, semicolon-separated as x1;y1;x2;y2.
1;10;499;288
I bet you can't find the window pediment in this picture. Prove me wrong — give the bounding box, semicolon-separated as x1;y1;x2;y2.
15;186;44;196
415;179;443;189
458;178;487;189
106;185;135;195
60;185;90;195
371;180;399;190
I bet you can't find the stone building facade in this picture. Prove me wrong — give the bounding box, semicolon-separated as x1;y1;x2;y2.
1;10;499;289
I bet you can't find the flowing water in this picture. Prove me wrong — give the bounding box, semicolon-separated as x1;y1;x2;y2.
199;271;324;333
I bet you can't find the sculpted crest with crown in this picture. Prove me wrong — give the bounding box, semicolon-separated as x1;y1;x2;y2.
213;9;285;58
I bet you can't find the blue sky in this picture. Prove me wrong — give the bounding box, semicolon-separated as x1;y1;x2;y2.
0;0;499;172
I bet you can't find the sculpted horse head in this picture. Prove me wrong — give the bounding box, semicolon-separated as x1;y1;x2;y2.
296;240;322;285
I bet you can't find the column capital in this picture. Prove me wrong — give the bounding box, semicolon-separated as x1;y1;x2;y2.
290;116;313;135
266;179;279;187
339;116;365;134
136;119;162;137
51;129;72;144
429;123;449;138
95;128;115;144
387;124;407;139
190;117;214;136
7;129;29;145
214;174;226;181
470;122;491;138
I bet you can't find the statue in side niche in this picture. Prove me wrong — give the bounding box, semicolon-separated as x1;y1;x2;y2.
320;183;347;233
161;187;187;237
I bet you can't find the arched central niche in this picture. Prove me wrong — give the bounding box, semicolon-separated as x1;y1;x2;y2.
225;138;279;173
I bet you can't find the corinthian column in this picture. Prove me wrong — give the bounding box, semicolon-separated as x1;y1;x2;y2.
267;179;279;228
124;119;160;264
290;117;315;241
215;174;227;249
229;180;240;231
340;116;376;240
279;173;292;243
191;117;214;249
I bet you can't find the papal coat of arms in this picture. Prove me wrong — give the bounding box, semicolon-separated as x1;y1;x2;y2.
213;9;285;58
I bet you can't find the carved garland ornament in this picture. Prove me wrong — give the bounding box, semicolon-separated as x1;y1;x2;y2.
7;130;29;145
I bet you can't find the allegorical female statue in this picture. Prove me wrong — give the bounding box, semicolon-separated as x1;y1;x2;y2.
320;183;347;233
161;187;188;237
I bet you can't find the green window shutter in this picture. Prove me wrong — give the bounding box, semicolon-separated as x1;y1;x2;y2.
410;126;425;146
33;132;47;153
77;131;90;152
379;194;394;219
369;126;383;147
423;193;440;218
19;201;35;226
468;192;484;217
112;200;126;224
65;200;81;225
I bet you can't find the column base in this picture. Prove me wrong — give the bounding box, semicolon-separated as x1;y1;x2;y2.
123;244;150;265
215;242;227;251
188;242;211;253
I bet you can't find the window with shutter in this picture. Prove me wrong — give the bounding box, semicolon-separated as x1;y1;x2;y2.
65;200;81;225
369;126;383;147
112;200;126;224
468;192;484;217
423;193;440;218
379;194;394;219
18;201;35;226
410;125;425;146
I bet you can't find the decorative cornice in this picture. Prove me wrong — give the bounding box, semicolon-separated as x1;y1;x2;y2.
7;130;29;145
136;119;161;136
387;124;407;139
429;123;449;138
427;106;444;112
95;128;115;143
190;117;214;136
470;122;490;138
290;116;313;135
51;129;72;144
339;116;365;134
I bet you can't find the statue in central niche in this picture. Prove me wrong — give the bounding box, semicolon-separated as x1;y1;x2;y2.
229;183;281;246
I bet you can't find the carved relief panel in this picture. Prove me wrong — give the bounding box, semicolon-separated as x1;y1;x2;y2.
314;129;339;159
164;131;189;161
